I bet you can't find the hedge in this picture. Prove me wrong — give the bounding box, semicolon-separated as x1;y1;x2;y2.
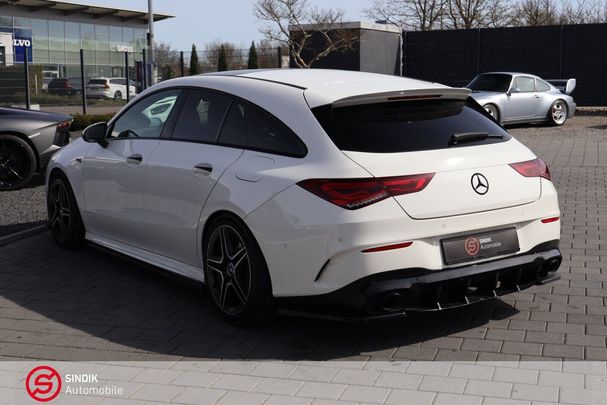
70;113;116;131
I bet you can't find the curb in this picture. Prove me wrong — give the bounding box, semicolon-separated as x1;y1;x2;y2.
0;224;47;247
576;108;607;116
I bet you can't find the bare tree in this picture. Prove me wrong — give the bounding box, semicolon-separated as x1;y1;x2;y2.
445;0;511;29
254;0;359;68
511;0;559;26
559;0;607;24
364;0;446;30
202;41;245;72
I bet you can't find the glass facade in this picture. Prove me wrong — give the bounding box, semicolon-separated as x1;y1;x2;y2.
0;15;145;78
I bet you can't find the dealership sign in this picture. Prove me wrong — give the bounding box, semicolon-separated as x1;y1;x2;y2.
13;28;33;63
115;45;134;52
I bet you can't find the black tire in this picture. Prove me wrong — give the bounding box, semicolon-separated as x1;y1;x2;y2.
47;173;85;248
483;104;499;123
203;214;275;326
0;134;36;191
548;99;568;126
114;91;122;101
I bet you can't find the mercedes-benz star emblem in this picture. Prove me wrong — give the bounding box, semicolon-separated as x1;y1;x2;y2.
471;173;489;195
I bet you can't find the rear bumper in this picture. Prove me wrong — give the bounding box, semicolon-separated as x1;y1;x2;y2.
277;241;561;321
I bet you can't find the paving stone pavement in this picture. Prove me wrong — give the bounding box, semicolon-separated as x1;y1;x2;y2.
0;116;606;403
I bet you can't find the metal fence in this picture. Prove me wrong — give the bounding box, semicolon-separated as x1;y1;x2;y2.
403;23;607;106
0;47;284;114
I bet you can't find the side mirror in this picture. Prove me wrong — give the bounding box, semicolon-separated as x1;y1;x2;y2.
82;122;108;147
508;87;521;95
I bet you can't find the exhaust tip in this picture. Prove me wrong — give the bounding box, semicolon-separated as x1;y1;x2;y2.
380;292;404;312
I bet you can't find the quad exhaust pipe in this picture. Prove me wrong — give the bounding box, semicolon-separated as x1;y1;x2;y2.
380;292;405;312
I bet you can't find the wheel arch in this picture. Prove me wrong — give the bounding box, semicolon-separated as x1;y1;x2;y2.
0;131;40;171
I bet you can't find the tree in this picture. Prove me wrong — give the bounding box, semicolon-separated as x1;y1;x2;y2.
248;41;259;69
364;0;446;30
189;44;200;75
511;0;559;26
203;41;245;71
559;0;607;24
161;64;176;80
254;0;359;68
218;45;228;71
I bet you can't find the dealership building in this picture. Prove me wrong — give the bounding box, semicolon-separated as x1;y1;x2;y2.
0;0;172;79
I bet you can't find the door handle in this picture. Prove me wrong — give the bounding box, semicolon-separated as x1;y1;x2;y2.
126;154;143;165
193;164;213;175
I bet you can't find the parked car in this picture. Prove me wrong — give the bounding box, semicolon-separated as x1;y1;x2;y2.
86;78;137;100
46;70;562;325
468;72;576;126
47;77;83;96
0;107;71;190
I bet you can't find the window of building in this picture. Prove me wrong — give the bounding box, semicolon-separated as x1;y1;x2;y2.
65;22;80;64
48;20;65;64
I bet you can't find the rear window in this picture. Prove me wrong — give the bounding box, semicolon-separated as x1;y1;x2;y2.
312;98;511;153
88;79;107;85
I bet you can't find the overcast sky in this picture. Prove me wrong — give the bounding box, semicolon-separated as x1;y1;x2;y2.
84;0;370;50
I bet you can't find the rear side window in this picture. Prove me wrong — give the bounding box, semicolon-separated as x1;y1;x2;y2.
218;100;307;157
172;90;231;143
535;79;550;91
515;76;535;92
312;98;511;153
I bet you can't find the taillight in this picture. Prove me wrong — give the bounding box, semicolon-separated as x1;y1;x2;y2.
104;83;110;89
298;173;435;210
56;120;72;131
509;158;550;180
541;216;559;224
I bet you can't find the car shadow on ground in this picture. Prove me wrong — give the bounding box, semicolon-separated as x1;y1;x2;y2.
0;233;519;361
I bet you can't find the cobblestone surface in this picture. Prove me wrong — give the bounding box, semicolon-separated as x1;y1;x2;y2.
0;116;606;404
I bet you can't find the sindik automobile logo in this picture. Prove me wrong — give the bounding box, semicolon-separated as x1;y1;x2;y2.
26;366;62;402
465;237;480;256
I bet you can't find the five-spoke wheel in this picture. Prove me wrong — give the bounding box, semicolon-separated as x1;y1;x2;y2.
483;104;499;122
0;134;36;191
549;100;567;126
203;215;274;325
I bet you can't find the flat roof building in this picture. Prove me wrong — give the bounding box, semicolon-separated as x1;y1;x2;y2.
0;0;172;79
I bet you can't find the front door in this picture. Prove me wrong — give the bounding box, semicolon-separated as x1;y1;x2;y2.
504;76;539;120
81;88;182;247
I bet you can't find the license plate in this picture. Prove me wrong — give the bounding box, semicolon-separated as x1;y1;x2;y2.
441;228;519;265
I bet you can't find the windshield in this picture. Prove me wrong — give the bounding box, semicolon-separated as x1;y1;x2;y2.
468;74;512;93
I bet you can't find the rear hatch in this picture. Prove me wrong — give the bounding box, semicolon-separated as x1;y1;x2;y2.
87;79;109;93
311;92;540;219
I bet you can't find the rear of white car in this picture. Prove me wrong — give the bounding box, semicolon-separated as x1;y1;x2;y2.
86;78;136;100
243;75;561;320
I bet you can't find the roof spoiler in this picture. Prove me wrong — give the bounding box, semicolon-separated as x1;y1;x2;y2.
331;88;471;108
546;78;576;95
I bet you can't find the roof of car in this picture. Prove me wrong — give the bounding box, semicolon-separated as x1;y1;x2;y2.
205;69;442;91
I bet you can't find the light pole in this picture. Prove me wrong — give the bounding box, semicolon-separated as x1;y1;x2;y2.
147;0;156;85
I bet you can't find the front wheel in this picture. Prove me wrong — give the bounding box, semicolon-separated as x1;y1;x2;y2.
0;134;36;191
47;174;85;248
483;104;499;122
203;214;274;326
548;100;568;126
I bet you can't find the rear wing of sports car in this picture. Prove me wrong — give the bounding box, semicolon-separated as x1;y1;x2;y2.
546;78;576;95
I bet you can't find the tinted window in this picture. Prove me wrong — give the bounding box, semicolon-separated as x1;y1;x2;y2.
535;79;550;91
515;76;535;92
218;101;307;157
111;89;181;139
218;102;246;147
468;74;512;92
172;90;231;143
88;79;107;85
312;98;511;153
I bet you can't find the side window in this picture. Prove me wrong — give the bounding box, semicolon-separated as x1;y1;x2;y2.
218;102;246;147
172;90;231;143
246;105;307;157
111;89;181;139
515;76;535;92
535;79;550;91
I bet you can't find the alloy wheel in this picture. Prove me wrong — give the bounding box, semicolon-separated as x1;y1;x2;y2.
48;180;71;242
0;139;32;189
551;101;566;125
205;225;251;315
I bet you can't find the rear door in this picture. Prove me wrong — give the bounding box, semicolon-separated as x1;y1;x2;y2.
312;98;540;220
142;89;243;266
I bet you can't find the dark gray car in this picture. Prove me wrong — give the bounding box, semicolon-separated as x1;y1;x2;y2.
0;107;72;190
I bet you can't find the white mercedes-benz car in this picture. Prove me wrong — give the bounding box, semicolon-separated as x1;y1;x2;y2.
46;69;562;325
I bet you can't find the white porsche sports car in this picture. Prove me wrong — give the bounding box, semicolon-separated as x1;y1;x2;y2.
46;69;562;325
